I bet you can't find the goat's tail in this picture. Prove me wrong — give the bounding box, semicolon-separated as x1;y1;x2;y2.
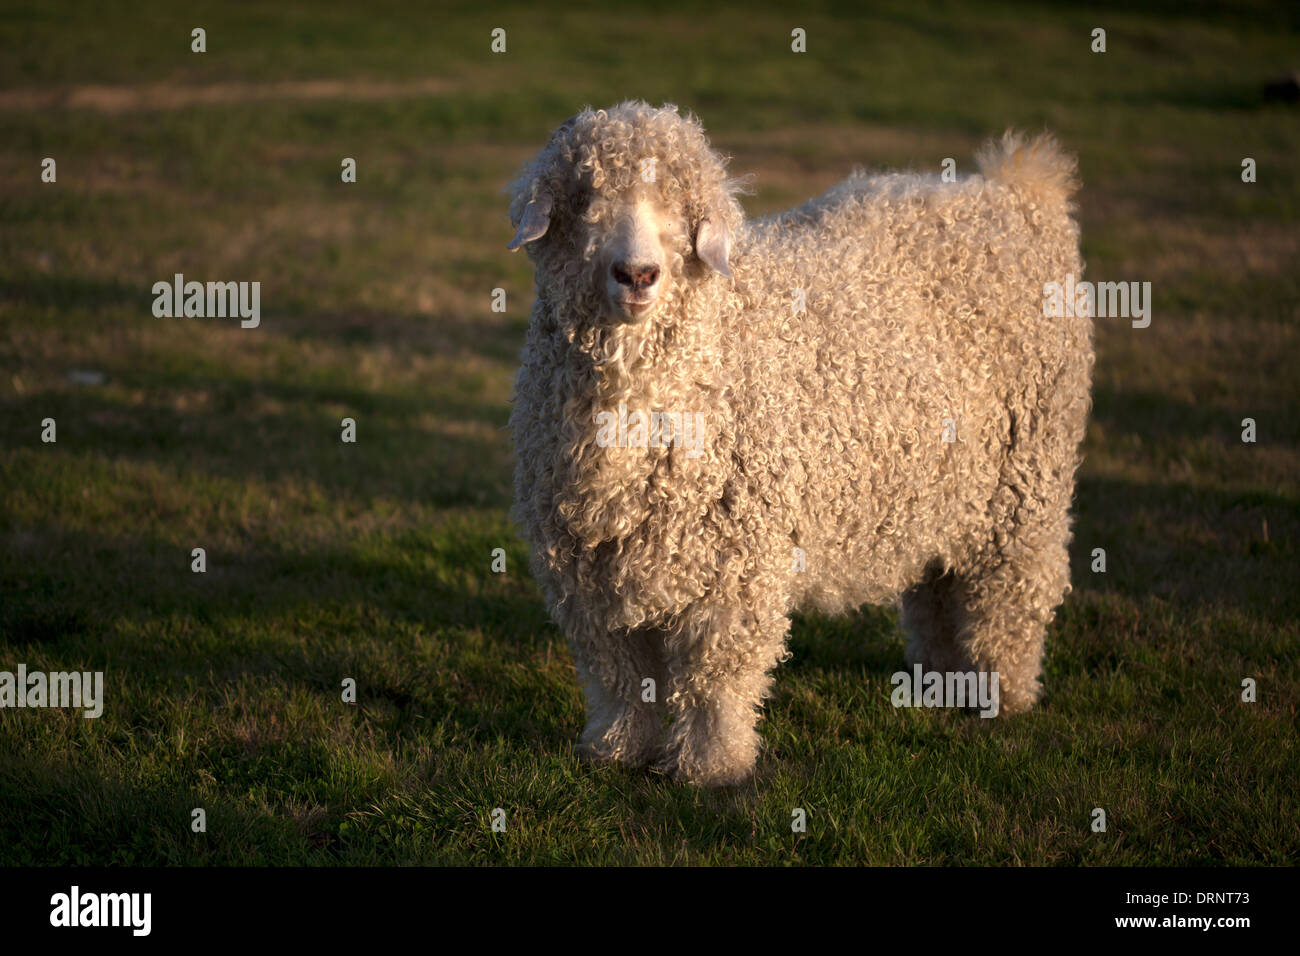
977;130;1079;207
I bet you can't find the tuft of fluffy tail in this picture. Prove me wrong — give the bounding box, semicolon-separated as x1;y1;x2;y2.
977;131;1079;206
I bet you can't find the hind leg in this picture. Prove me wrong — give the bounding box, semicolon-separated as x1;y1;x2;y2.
903;510;1072;715
957;520;1071;715
902;562;972;677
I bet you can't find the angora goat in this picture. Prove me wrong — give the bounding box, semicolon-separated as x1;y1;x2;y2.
507;101;1092;786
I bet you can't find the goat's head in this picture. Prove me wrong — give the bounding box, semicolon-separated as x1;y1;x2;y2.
507;101;742;325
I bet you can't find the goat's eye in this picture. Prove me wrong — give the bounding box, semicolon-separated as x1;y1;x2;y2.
572;188;595;219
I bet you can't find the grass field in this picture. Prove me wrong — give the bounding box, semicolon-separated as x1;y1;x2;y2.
1;0;1297;865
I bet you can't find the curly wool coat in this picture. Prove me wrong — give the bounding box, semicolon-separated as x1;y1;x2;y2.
508;102;1093;786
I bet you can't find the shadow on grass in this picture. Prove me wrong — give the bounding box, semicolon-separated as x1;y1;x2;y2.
786;606;903;674
0;515;550;638
1099;81;1296;113
0;746;371;865
0;383;514;509
265;304;530;368
1091;382;1300;446
0;274;142;309
1072;473;1297;625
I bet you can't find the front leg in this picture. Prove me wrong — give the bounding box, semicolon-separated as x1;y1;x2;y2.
572;625;666;769
660;602;791;787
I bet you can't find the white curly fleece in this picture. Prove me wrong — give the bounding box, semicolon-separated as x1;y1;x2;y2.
508;101;1093;786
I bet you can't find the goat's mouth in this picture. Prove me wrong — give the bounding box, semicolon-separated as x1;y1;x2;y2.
614;296;658;319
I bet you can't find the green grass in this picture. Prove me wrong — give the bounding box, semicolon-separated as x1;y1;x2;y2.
1;0;1297;865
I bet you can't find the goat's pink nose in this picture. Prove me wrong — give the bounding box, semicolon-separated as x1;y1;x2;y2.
612;262;660;292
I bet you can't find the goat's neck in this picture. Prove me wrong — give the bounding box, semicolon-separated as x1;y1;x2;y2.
554;284;724;411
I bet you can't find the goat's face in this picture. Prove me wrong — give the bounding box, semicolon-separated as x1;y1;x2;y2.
507;103;737;326
597;193;684;321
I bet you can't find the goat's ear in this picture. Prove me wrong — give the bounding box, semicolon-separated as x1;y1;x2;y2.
695;215;731;277
508;192;553;250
